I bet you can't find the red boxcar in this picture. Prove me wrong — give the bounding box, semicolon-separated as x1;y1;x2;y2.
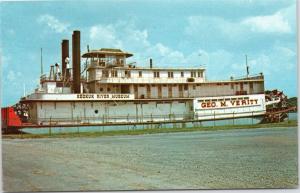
1;107;23;131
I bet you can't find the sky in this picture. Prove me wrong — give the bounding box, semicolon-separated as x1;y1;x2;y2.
0;0;297;106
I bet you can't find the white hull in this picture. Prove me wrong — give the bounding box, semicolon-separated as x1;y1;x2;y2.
25;94;266;126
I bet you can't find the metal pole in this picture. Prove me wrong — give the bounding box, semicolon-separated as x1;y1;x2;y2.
49;116;52;136
141;103;143;123
77;116;80;134
41;48;43;76
214;111;216;127
136;104;138;123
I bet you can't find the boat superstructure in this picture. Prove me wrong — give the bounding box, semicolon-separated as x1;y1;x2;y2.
2;30;290;133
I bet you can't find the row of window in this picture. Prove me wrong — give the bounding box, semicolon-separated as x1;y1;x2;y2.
91;57;125;66
97;82;242;92
141;71;203;78
102;70;204;78
96;83;256;94
98;82;253;89
230;82;253;89
99;85;193;92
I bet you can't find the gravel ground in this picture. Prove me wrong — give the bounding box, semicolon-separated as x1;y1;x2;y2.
2;127;298;191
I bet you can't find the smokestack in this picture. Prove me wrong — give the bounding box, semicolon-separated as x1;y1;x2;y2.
61;39;69;77
150;58;153;68
72;30;81;93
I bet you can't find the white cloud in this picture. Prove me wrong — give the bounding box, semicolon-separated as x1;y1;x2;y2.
88;21;150;51
244;45;296;76
87;18;295;83
242;12;291;33
37;14;69;33
88;21;236;71
88;21;238;79
89;24;123;48
87;21;210;71
185;4;295;43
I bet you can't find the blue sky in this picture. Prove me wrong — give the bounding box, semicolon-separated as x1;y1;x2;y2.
1;0;297;106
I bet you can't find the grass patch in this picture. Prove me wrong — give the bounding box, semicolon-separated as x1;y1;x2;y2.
3;120;297;139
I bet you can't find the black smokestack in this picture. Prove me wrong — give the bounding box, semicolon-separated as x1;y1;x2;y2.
61;39;69;77
72;30;81;93
150;58;153;68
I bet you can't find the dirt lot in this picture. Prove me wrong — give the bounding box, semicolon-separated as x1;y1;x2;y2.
2;127;298;191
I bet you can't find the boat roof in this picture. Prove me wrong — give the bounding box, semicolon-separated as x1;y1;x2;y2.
82;48;133;58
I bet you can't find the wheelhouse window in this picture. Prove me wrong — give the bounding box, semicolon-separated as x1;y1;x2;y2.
116;57;124;66
91;57;98;66
181;71;184;77
139;71;143;78
106;55;116;66
99;58;106;66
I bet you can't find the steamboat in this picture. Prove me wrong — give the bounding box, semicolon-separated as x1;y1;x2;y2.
2;30;292;134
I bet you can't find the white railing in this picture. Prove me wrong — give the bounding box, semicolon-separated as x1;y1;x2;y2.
233;73;264;80
34;110;265;127
92;77;205;84
24;93;135;101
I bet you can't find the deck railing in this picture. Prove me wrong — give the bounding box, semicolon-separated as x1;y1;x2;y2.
29;110;265;127
233;73;264;80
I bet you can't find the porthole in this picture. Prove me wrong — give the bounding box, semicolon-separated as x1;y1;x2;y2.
94;110;98;114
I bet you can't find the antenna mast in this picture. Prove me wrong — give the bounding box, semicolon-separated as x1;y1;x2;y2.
245;54;249;78
40;48;43;76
